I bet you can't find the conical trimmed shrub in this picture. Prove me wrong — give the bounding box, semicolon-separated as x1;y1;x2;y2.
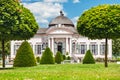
40;47;55;64
36;56;40;63
83;50;95;64
13;41;37;67
55;51;63;64
62;55;66;60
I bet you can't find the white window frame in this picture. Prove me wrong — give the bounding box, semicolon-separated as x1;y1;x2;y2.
89;43;98;55
100;44;105;55
35;44;42;55
77;43;87;54
14;44;20;55
80;44;87;54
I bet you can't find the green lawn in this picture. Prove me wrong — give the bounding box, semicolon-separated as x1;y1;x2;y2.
0;63;120;80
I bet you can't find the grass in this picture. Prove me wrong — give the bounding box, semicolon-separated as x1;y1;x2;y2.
0;63;120;80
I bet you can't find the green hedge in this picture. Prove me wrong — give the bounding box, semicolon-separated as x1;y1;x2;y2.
83;50;95;64
40;47;55;64
36;56;40;63
13;41;37;67
55;51;63;64
67;56;71;60
62;55;66;60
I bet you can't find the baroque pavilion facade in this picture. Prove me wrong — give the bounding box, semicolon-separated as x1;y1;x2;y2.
10;11;112;61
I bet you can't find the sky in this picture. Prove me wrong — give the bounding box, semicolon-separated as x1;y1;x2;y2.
21;0;120;28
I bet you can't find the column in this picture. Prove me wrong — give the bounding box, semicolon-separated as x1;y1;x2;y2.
10;41;15;59
86;40;90;51
69;38;72;56
48;38;51;48
97;41;100;57
32;42;36;56
66;37;68;52
51;37;54;54
108;40;112;59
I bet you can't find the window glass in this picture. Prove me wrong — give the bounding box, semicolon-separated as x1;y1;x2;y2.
35;44;42;54
77;43;87;54
89;44;98;55
14;44;20;55
100;44;105;55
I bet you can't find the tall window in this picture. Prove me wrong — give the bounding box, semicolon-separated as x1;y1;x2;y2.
77;43;87;54
42;43;48;50
72;42;75;53
35;45;42;54
14;44;20;55
89;44;98;55
54;42;57;54
62;42;65;54
100;44;105;55
80;44;87;54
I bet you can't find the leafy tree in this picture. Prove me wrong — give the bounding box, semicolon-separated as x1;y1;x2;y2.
13;41;37;67
55;51;63;64
112;38;120;58
83;50;95;64
0;0;38;68
40;47;55;64
77;4;120;67
0;41;10;56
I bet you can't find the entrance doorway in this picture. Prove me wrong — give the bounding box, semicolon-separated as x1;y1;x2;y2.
57;42;62;53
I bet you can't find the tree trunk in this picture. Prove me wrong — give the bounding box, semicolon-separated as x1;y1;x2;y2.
105;38;108;67
2;39;5;68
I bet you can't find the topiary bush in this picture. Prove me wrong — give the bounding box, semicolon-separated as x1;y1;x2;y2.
66;52;69;55
117;57;120;61
67;56;71;60
62;55;66;60
96;58;104;62
83;50;95;64
13;41;37;67
40;47;55;64
55;51;63;64
36;56;40;63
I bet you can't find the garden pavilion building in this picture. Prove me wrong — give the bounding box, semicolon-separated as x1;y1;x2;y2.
10;11;112;61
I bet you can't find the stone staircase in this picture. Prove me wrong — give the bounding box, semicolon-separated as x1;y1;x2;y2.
71;54;82;63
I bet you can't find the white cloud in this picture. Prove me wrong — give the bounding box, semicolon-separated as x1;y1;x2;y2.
23;2;65;27
73;0;80;3
43;0;68;3
71;16;79;26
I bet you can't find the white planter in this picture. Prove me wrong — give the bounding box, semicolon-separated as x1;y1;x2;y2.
117;61;120;64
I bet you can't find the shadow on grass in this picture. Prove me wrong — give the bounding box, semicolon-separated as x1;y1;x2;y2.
0;67;14;70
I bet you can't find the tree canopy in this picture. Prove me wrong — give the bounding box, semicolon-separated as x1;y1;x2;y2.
77;4;120;67
77;4;120;39
0;0;38;40
0;0;39;68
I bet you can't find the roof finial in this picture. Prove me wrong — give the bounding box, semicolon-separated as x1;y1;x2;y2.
60;10;64;16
